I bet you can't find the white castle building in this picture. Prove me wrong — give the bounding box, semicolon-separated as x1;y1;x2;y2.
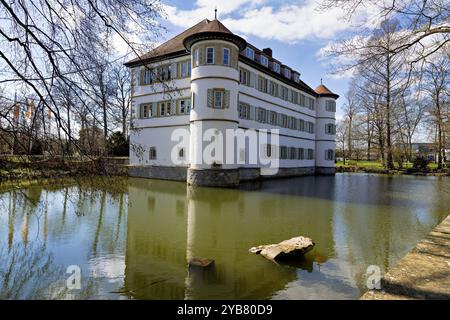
125;18;338;187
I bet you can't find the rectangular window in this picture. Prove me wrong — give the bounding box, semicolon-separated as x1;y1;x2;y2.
140;104;151;118
180;100;185;114
245;47;255;60
272;62;280;73
239;68;251;86
284;68;291;78
206;47;214;64
325;123;336;135
223;48;230;66
307;97;315;110
326;100;336;112
297;148;304;160
158;101;171;116
289;117;297;130
299;94;305;106
282;86;289;100
307;149;314;160
239;103;250;119
179;60;190;78
270;111;277;125
282;114;288;128
258;77;268;93
149;147;157;160
299;119;305;131
257;108;267;123
270;82;278;97
260;55;269;67
280;146;288;159
180;62;186;78
289;147;297;160
195;49;199;67
142;68;153;85
291;91;299;104
325;149;335;161
213;90;223;109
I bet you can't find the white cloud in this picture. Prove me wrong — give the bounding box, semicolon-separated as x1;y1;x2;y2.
163;0;375;44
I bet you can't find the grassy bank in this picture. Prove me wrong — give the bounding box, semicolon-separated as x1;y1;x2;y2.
336;160;448;175
0;157;128;183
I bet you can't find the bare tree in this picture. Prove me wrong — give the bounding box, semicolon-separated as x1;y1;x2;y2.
423;57;449;169
320;0;449;66
0;0;164;162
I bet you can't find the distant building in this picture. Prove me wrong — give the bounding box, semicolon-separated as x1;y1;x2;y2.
125;18;338;187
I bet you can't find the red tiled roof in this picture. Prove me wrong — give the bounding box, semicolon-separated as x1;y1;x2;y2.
125;19;211;66
315;84;339;98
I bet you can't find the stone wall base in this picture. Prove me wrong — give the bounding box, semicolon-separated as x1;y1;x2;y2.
129;165;335;187
128;165;187;181
187;168;240;188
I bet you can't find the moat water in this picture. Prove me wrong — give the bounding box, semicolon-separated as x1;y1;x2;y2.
0;173;449;299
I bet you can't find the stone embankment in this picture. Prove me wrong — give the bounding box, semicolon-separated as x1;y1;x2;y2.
361;214;450;300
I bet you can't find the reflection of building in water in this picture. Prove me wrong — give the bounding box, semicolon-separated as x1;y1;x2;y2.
124;178;335;299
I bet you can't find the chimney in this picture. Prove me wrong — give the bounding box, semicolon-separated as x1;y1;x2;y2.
262;48;272;57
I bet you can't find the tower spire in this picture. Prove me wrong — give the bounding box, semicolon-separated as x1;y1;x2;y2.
214;7;217;20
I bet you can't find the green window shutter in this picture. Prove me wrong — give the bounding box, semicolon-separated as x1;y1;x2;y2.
149;103;154;117
207;89;213;108
248;105;254;120
223;90;230;108
138;104;143;118
139;69;145;85
249;72;254;88
171;63;177;79
171;101;177;114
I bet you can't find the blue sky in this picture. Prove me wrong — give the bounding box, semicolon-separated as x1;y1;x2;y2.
155;0;375;120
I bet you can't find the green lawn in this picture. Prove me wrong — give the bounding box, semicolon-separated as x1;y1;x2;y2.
336;160;438;170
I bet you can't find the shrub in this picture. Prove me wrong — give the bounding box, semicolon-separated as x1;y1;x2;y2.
412;156;429;171
106;131;129;157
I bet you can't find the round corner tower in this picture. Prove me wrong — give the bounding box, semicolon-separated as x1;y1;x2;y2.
183;19;247;187
314;84;339;175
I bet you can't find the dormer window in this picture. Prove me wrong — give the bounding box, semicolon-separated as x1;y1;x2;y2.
260;55;269;67
272;62;280;73
284;68;291;79
245;47;255;60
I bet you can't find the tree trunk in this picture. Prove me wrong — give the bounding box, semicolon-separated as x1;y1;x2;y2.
385;52;394;170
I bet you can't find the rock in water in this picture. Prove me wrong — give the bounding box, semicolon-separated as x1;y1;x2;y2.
249;236;314;260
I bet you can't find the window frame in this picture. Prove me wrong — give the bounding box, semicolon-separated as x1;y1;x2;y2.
206;47;215;64
223;48;230;66
245;47;255;60
213;89;224;109
149;147;157;160
260;55;269;67
272;62;280;73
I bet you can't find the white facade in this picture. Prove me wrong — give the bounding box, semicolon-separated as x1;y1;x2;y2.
128;28;337;184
